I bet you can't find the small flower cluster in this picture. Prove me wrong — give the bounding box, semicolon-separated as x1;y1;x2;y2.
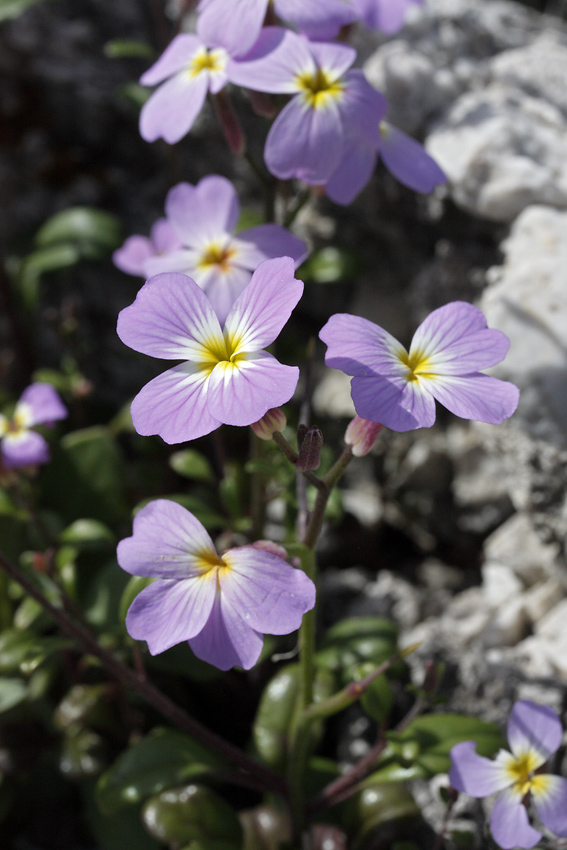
133;0;443;204
114;0;520;675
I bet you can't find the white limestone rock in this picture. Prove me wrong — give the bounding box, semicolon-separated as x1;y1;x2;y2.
427;88;567;222
483;513;561;585
482;206;567;443
481;562;523;608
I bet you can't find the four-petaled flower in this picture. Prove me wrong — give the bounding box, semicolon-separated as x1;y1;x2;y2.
0;384;67;469
229;28;386;185
450;700;567;849
117;499;316;670
141;176;307;323
139;34;235;144
117;256;303;444
319;301;519;431
197;0;357;58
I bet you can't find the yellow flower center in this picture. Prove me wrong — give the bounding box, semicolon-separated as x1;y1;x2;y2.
188;48;225;78
1;405;31;438
197;327;246;374
198;242;237;273
504;751;552;798
295;68;344;109
194;548;226;573
398;349;434;382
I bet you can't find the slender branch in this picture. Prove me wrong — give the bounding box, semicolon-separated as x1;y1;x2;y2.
302;446;354;549
303;644;420;725
0;552;287;799
307;697;426;816
283;186;311;229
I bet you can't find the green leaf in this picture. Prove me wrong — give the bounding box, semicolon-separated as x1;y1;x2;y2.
83;779;161;850
142;784;242;846
358;669;393;725
0;629;35;674
35;207;122;251
119;82;151;108
0;490;27;519
96;728;227;815
370;713;504;782
18;244;82;308
0;677;27;713
103;39;154;59
345;782;420;850
299;246;361;284
169;450;215;482
60;519;115;549
54;683;112;731
0;0;50;21
19;636;72;674
253;664;335;771
317;617;399;681
41;426;128;526
235;208;263;233
81;557;130;629
60;728;108;779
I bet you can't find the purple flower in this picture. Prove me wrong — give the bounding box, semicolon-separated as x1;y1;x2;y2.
352;0;423;32
450;701;567;849
143;176;307;323
139;34;233;143
229;28;386;184
116;256;303;444
117;499;316;670
197;0;357;57
113;219;182;277
0;384;67;469
326;120;446;205
319;301;519;431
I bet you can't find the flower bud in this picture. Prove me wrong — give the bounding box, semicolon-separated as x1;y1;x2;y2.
212;91;245;155
296;426;323;472
344;416;382;457
251;408;287;441
248;90;276;119
250;540;288;560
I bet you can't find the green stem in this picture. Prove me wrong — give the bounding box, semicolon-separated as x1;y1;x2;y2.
286;446;355;837
303;446;354;549
250;431;265;540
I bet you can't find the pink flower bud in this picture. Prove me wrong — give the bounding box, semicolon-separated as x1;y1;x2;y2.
344;416;383;457
251;408;287;441
250;540;288;560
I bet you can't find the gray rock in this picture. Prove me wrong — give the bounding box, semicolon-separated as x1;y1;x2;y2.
483;512;561;585
361;0;546;134
482;206;567;443
363;0;567;222
427;87;567;222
